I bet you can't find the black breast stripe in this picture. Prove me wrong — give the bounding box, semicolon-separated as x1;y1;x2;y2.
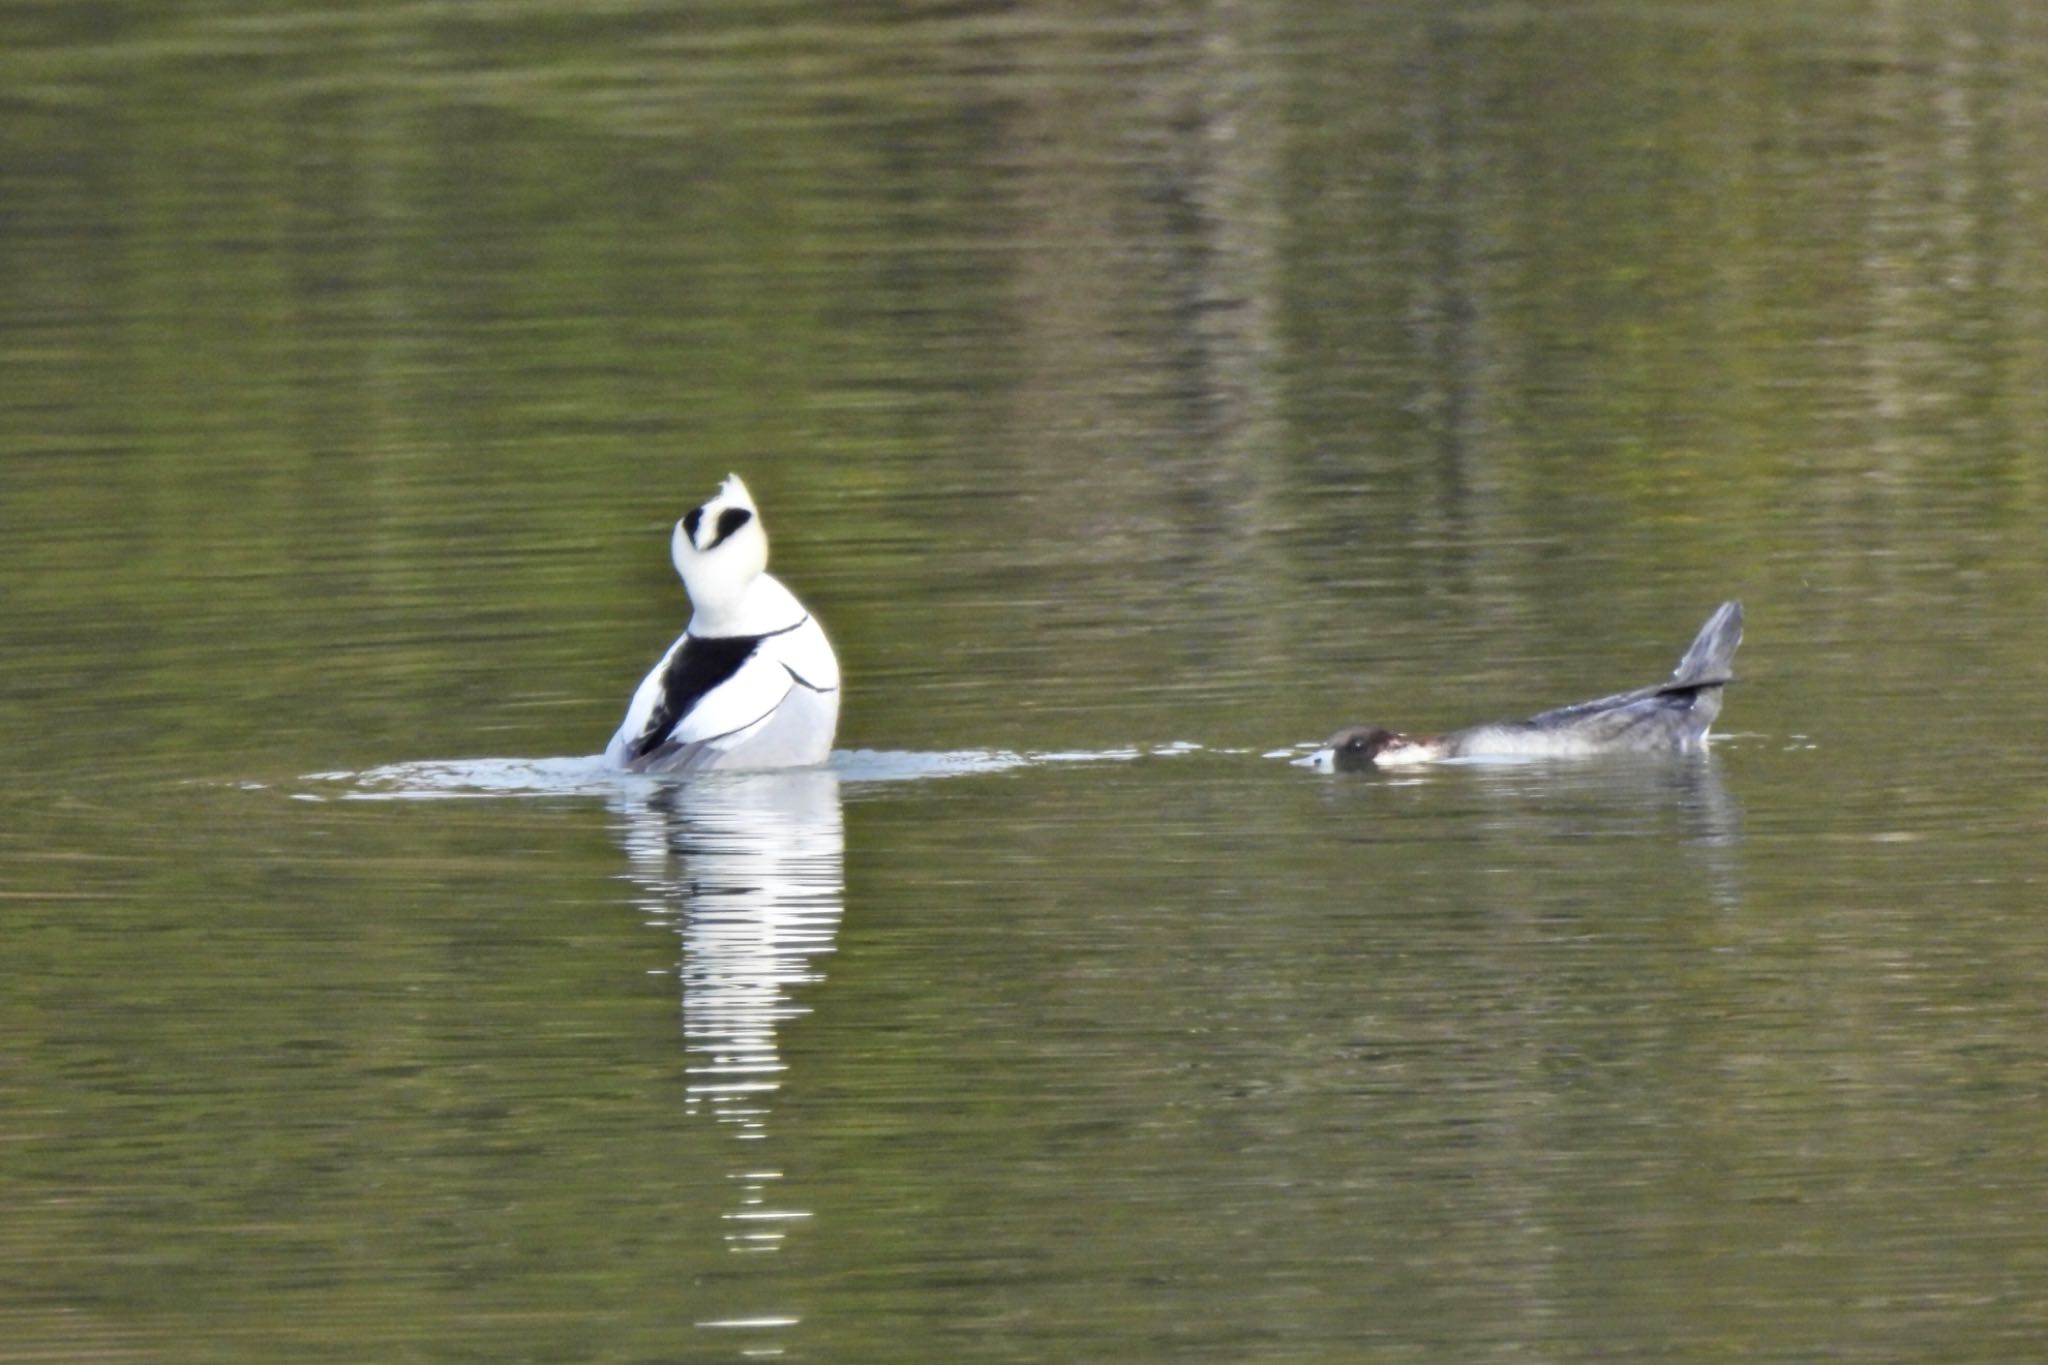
625;633;763;762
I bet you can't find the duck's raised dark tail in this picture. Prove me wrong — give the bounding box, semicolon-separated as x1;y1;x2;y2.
1670;600;1743;688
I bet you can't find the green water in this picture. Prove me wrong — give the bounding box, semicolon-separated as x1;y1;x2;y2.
5;2;2047;1360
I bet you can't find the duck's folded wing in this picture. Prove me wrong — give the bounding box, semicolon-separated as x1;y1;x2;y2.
1523;678;1690;728
610;632;786;767
642;648;795;758
1516;675;1726;748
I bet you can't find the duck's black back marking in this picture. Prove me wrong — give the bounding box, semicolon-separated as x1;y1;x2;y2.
624;633;763;762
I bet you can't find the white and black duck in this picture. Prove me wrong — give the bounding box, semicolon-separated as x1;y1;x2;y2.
606;475;840;773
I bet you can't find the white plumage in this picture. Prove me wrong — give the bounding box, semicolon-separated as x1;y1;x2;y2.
606;475;840;773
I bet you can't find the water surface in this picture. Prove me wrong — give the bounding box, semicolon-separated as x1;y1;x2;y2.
4;2;2047;1360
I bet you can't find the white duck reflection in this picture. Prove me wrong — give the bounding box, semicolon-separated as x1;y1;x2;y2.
609;768;844;1252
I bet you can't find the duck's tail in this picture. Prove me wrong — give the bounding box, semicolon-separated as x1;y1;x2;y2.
1670;600;1743;688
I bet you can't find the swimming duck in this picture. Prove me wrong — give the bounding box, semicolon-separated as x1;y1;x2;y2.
606;475;840;773
1299;600;1743;773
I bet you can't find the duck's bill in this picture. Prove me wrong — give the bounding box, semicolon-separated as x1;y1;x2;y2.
1292;748;1337;773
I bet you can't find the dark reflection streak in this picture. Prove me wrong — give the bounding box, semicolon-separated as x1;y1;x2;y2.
1672;754;1745;912
609;771;845;1263
1336;751;1745;894
1407;18;1488;510
1471;752;1746;908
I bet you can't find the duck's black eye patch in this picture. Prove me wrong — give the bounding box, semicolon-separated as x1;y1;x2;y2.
682;506;705;544
713;507;753;546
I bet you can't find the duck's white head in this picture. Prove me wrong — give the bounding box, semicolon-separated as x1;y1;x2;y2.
672;474;769;613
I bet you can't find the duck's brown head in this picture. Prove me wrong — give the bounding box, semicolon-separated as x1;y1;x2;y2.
1327;725;1406;771
1292;725;1432;773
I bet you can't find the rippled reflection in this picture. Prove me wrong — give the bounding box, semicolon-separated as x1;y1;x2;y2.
1465;749;1742;846
609;770;844;1256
